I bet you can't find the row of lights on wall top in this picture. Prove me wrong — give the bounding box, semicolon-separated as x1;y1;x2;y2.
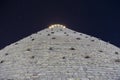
49;24;66;29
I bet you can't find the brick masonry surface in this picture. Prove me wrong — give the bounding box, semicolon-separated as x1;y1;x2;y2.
0;26;120;80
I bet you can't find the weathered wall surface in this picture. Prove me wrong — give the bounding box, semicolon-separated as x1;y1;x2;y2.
0;26;120;80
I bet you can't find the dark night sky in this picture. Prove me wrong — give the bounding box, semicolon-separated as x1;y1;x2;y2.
0;0;120;49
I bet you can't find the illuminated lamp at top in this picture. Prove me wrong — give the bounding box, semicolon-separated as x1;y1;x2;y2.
49;24;66;29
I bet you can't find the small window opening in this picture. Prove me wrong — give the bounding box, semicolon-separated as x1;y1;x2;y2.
31;38;35;41
47;34;51;36
26;48;31;51
15;43;18;45
52;37;56;39
5;53;8;56
115;59;120;62
85;36;88;38
74;32;76;33
49;47;53;50
30;56;35;59
7;79;14;80
60;29;63;31
64;32;67;34
76;38;81;40
91;40;95;42
80;34;82;36
0;60;4;63
84;56;90;59
62;56;66;59
51;32;54;34
98;50;103;53
70;47;76;50
115;52;119;55
66;34;69;36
